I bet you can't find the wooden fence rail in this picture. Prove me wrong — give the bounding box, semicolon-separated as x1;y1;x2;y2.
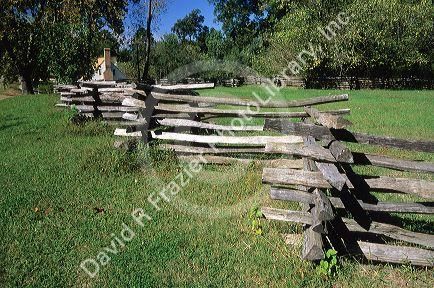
261;109;433;266
56;81;434;267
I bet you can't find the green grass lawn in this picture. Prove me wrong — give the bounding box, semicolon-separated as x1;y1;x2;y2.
0;88;433;287
199;87;434;140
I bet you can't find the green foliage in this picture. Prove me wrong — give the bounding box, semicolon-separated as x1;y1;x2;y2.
65;118;113;137
85;145;143;175
96;30;122;58
248;205;263;235
335;0;434;78
317;249;339;278
253;3;322;76
151;34;202;80
205;28;227;60
116;61;137;80
0;53;18;84
172;9;207;42
207;0;292;68
3;0;433;89
144;142;180;172
37;82;54;94
64;105;81;124
256;0;434;78
208;0;262;46
127;27;152;81
0;0;128;91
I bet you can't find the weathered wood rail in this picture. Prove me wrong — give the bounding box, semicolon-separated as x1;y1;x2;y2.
261;106;434;267
113;85;433;267
55;81;142;121
56;81;434;266
107;82;355;165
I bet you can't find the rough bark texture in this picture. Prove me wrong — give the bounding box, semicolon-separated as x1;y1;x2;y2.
141;0;153;83
304;106;352;129
269;187;434;214
261;207;312;225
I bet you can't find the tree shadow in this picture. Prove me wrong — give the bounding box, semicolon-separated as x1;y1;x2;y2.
0;115;24;131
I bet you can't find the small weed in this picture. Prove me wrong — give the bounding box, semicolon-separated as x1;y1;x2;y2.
64;105;86;125
248;205;263;236
317;249;339;278
63;110;112;136
83;142;183;176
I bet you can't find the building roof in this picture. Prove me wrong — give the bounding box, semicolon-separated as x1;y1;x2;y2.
96;57;105;69
95;57;119;69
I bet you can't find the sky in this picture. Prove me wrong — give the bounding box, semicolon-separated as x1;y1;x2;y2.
153;0;221;38
123;0;221;42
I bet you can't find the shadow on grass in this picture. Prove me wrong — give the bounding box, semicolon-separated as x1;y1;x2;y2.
0;114;25;131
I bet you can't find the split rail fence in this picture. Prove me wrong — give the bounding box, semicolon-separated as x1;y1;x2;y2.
56;81;434;266
55;81;214;124
115;85;434;266
55;81;141;122
111;84;350;162
261;110;434;266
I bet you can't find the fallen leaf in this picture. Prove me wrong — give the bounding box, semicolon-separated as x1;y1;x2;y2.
44;208;52;215
34;207;39;213
94;207;105;214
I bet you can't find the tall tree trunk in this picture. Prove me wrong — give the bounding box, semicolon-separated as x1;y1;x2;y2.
141;0;153;83
20;71;35;94
1;33;35;94
136;42;141;82
85;10;95;81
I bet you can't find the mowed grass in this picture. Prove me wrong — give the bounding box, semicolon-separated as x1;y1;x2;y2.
199;87;434;140
0;88;433;287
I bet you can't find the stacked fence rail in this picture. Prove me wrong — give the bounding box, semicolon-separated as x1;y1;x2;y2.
113;85;351;164
262;110;434;266
55;81;143;122
56;81;434;266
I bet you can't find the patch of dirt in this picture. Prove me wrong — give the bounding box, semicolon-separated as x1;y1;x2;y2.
282;233;303;247
0;86;21;100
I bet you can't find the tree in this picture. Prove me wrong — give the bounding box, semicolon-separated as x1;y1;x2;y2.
0;0;128;94
172;9;207;42
96;30;121;57
205;28;227;60
334;0;434;78
151;34;201;80
0;1;48;94
127;0;167;83
197;25;210;53
141;0;153;82
117;48;133;62
208;0;277;67
208;0;262;46
256;0;434;79
132;27;154;81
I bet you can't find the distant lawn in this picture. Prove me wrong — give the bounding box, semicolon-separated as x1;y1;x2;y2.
200;87;434;141
0;83;21;101
0;88;433;287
